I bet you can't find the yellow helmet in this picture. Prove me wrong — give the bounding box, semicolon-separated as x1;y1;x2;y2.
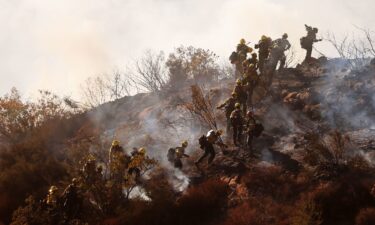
249;64;255;69
112;140;120;147
182;140;188;147
235;103;241;109
72;178;79;185
49;186;58;194
231;92;237;97
217;129;224;136
261;35;267;40
236;79;242;85
240;38;246;45
138;147;146;155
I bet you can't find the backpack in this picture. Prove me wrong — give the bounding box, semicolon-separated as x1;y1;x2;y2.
229;51;239;64
167;148;176;163
198;135;208;149
253;123;264;137
300;37;308;49
230;110;243;125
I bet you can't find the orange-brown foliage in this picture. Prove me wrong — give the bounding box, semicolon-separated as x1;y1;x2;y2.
355;208;375;225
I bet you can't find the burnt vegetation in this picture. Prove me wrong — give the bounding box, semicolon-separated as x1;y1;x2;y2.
1;31;375;225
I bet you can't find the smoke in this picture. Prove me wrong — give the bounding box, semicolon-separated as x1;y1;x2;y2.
1;0;375;99
87;89;207;192
263;103;302;134
317;61;375;130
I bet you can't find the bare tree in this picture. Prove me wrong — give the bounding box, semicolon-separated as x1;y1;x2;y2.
355;26;375;57
218;61;236;79
132;50;168;93
105;70;132;100
81;71;134;108
325;28;374;70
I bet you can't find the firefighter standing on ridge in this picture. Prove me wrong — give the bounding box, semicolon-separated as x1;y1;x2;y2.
230;38;253;77
301;24;322;62
272;33;291;70
255;35;272;73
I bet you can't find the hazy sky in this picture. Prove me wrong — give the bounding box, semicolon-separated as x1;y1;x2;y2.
0;0;374;99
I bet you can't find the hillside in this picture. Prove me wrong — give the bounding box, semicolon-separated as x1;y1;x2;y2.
3;57;375;225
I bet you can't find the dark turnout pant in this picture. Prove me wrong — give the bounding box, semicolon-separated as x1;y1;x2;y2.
196;143;215;164
305;46;313;61
247;132;254;151
233;125;243;145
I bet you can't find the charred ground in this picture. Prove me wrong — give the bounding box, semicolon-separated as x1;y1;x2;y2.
1;55;375;225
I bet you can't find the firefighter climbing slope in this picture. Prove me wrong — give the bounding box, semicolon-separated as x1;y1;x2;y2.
167;140;190;169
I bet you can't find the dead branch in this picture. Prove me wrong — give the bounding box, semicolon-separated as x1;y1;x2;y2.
183;85;218;130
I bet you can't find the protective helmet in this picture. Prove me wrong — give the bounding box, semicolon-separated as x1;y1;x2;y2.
231;92;237;97
282;33;288;39
216;129;224;136
235;103;241;109
249;64;255;69
182;140;188;147
138;147;146;155
49;186;58;194
240;38;246;44
261;35;267;40
112;140;120;147
87;157;96;163
236;79;242;85
251;53;257;58
72;178;79;185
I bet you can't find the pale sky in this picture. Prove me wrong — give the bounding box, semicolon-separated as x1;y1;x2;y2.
0;0;374;99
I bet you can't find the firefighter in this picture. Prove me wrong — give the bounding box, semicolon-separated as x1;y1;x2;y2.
243;64;259;108
174;141;190;169
233;79;248;114
301;25;322;61
62;178;82;220
167;141;190;169
244;53;259;70
195;130;225;166
237;38;253;62
217;92;238;134
230;103;244;146
245;111;264;152
108;140;130;181
232;38;253;77
82;158;97;186
46;186;60;208
255;35;273;73
245;111;257;151
127;147;147;182
271;33;291;70
43;185;62;223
